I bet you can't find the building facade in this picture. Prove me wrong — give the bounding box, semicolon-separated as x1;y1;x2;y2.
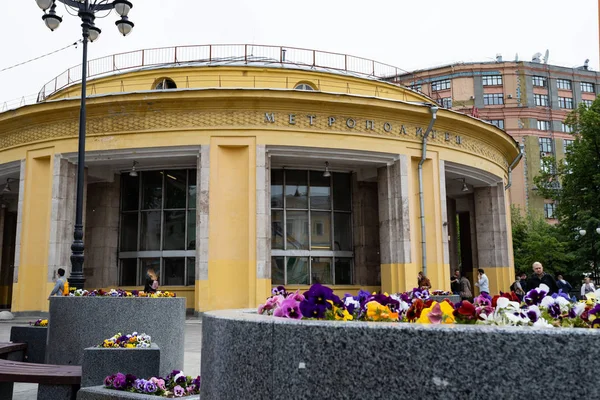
394;58;600;220
0;45;519;314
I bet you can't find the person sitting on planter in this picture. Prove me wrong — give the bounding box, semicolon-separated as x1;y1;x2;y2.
417;271;431;290
144;268;159;294
48;268;68;299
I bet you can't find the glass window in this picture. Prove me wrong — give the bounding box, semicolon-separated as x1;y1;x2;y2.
334;258;353;285
271;169;353;285
488;120;504;129
539;137;554;154
119;169;197;286
431;79;450;91
272;256;285;285
556;79;572;90
409;84;422;92
287;257;309;285
534;94;549;107
440;97;452;108
537;120;550;131
582;99;593;108
558;97;573;109
532;76;547;87
155;78;177;90
544;203;556;219
163;258;185;286
482;75;502;86
294;83;315;91
120;259;137;286
561;123;573;133
142;171;162;210
564;139;574;153
581;82;595;93
483;93;504;105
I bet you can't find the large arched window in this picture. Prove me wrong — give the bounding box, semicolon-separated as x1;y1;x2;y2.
154;78;177;90
270;169;353;286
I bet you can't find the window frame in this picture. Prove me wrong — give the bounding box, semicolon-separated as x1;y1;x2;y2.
534;94;549;107
488;120;504;129
558;97;574;109
556;79;572;90
537;120;550;131
482;75;503;86
440;97;452;108
581;82;595;93
270;169;354;286
532;76;547;87
544;203;556;219
294;83;315;91
483;93;504;105
561;123;573;133
431;79;451;92
582;99;594;108
118;169;197;286
539;137;554;154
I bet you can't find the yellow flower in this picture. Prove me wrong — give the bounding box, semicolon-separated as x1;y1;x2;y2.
40;319;48;327
417;301;456;324
365;301;398;321
125;344;135;348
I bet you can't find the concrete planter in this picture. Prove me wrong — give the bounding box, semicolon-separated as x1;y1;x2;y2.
77;386;200;399
10;325;48;363
82;343;161;387
47;297;185;376
201;309;600;399
429;294;460;303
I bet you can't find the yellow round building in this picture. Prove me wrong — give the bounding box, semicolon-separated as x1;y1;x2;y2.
0;45;520;314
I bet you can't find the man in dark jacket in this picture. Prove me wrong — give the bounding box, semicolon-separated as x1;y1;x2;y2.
527;262;558;294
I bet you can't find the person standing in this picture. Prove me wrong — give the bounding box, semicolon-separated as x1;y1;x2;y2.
581;276;596;298
459;274;472;301
519;272;528;293
450;270;461;295
475;269;489;296
556;274;573;296
526;262;558;295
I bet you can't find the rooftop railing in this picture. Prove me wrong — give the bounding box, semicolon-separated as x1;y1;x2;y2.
2;44;410;112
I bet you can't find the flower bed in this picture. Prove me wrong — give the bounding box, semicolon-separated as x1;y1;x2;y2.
47;297;185;376
69;288;176;298
259;283;599;328
99;332;151;348
104;370;200;398
29;319;48;327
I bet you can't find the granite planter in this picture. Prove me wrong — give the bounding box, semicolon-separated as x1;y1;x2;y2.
82;343;161;387
10;325;48;363
77;386;200;399
429;294;460;303
201;309;600;400
47;297;184;376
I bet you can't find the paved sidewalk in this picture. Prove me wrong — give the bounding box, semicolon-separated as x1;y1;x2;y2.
0;316;203;399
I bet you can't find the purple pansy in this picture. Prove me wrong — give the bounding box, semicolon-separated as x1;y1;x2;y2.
112;373;126;389
273;297;303;319
143;380;157;393
173;385;185;397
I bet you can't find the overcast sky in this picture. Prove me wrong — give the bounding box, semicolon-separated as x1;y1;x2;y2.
0;0;597;108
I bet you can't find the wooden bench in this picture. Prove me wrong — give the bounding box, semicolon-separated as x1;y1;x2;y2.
0;342;27;361
0;343;81;400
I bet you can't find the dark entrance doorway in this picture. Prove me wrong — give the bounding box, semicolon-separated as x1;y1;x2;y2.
0;210;16;309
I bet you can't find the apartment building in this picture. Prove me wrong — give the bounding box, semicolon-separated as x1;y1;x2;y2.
394;57;600;219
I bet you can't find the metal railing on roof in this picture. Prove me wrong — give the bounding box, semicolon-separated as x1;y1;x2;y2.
33;44;409;102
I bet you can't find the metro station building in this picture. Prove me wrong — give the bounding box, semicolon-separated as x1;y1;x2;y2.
0;45;520;314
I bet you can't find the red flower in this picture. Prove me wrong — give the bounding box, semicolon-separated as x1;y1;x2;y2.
406;299;425;322
424;299;434;308
453;301;477;323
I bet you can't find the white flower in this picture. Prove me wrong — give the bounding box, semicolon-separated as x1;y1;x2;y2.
343;297;360;310
573;303;586;316
532;318;554;329
505;312;529;326
538;283;550;293
540;296;555;308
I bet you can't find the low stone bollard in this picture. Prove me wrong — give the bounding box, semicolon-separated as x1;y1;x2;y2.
77;386;200;399
10;325;48;363
82;344;161;387
47;297;185;376
201;309;600;399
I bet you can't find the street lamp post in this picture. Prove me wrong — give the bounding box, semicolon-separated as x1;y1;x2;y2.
579;226;600;285
35;0;134;289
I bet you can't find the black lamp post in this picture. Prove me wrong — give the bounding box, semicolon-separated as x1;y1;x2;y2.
35;0;134;289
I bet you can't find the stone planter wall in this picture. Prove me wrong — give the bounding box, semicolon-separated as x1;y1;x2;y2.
82;344;161;387
77;386;199;399
10;325;47;363
201;309;600;399
47;297;185;376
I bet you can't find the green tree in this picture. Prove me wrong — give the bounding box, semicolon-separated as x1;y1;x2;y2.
511;206;573;277
534;98;600;280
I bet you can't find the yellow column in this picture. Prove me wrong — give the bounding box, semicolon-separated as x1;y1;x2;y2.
410;155;449;292
204;137;257;311
12;149;54;313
